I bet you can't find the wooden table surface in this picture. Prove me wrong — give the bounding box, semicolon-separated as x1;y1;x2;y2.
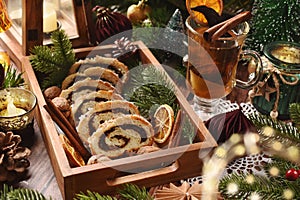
14;120;63;200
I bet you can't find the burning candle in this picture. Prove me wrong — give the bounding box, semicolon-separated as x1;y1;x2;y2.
43;2;57;33
0;88;37;131
0;94;26;117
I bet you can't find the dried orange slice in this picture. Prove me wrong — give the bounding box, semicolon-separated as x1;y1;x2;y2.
59;134;85;167
186;0;223;25
153;104;175;144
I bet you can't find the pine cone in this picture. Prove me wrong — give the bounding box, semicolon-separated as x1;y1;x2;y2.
0;131;31;182
112;37;138;62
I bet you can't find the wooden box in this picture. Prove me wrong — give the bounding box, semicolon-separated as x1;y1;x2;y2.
22;41;217;199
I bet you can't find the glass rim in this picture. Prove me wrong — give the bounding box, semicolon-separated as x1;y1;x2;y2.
185;15;250;41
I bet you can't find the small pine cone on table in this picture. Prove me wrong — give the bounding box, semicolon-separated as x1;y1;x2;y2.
0;131;31;182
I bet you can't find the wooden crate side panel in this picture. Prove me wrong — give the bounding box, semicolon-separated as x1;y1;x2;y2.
63;144;208;199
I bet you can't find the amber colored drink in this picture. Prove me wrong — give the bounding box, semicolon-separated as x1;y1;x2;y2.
187;25;243;99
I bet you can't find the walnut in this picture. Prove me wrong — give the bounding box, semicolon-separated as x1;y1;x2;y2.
52;97;71;118
43;86;61;100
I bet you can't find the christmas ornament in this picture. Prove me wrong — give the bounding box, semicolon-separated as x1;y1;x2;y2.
92;6;132;44
127;0;151;24
285;168;299;181
205;108;255;143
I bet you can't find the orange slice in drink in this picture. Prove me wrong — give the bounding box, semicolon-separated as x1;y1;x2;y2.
186;0;223;25
153;104;175;144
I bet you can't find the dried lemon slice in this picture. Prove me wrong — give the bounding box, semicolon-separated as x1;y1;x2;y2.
153;104;175;144
186;0;223;25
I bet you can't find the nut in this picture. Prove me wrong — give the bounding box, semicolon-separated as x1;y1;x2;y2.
44;86;61;99
52;97;70;112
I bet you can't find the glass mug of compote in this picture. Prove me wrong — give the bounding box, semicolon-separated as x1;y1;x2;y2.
185;16;263;120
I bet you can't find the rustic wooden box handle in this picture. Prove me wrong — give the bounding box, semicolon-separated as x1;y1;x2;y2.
106;161;179;186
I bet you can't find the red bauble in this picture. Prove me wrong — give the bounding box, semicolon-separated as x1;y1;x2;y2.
298;169;300;178
285;168;299;181
92;6;132;44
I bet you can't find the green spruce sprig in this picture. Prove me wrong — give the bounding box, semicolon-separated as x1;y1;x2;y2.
0;184;49;200
29;30;75;90
122;65;179;119
1;65;25;89
219;172;300;199
74;184;152;200
118;184;153;200
289;103;300;130
249;112;300;145
75;190;116;200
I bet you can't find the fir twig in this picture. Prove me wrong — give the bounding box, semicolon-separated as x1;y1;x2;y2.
249;113;300;145
118;184;153;200
219;172;300;199
1;65;25;89
122;65;179;119
0;184;49;200
74;190;116;200
29;30;75;89
289;103;300;130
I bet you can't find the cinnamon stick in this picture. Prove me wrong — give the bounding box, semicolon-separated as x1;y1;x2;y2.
44;99;91;162
204;11;252;42
168;110;182;148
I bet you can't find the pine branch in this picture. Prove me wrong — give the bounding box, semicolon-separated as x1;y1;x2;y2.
264;157;299;177
0;184;49;200
249;113;300;145
219;172;300;199
29;30;76;89
118;184;153;200
1;65;25;89
6;188;48;200
74;191;116;200
289;103;300;130
74;184;152;200
0;184;14;199
122;65;179;119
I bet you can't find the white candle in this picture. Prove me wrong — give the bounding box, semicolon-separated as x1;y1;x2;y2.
0;94;26;117
43;3;57;33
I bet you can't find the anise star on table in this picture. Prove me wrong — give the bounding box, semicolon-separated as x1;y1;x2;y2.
154;181;202;200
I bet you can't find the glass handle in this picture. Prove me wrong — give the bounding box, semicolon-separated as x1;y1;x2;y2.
236;50;263;89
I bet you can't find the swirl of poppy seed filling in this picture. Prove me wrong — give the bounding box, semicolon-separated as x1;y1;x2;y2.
99;124;148;151
87;108;135;136
74;97;111;120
